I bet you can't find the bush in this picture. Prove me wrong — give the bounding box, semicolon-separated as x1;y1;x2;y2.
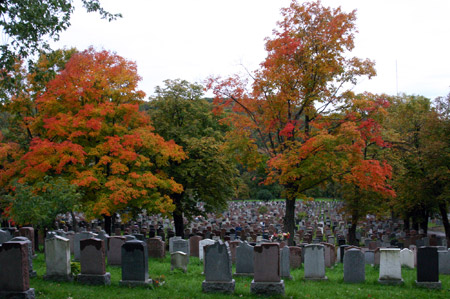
256;189;274;201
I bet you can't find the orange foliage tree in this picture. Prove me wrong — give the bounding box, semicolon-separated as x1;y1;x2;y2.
208;0;394;244
0;48;185;230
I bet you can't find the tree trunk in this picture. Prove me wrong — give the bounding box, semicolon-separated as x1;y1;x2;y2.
284;185;296;246
403;214;410;232
348;209;359;246
34;227;40;252
439;201;450;242
71;211;78;232
104;214;112;235
420;209;429;234
172;193;184;237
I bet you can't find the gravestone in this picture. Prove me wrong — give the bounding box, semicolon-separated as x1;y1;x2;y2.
304;244;327;280
65;231;75;255
120;240;151;286
229;240;242;264
107;236;126;266
438;249;450;275
400;248;414;269
344;249;365;283
172;239;190;258
77;238;111;285
364;250;375;265
199;239;215;261
289;246;302;269
147;237;166;259
322;243;335;268
378;248;403;285
44;236;72;281
202;241;235;293
416;247;441;289
19;227;35;256
74;231;95;261
235;241;254;276
10;236;36;277
280;246;292;280
96;230;109;249
189;235;202;257
0;229;12;244
251;243;285;295
169;236;182;253
171;251;189;272
0;241;35;299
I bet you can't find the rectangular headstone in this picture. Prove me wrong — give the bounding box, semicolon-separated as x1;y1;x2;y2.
304;244;327;280
0;241;33;295
235;241;254;275
44;236;72;281
120;240;151;286
416;246;441;288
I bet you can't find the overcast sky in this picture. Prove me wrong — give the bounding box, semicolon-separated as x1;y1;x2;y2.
51;0;450;99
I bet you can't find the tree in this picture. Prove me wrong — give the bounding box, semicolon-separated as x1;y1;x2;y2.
387;94;450;240
208;0;383;245
0;0;121;102
145;79;237;236
0;49;186;232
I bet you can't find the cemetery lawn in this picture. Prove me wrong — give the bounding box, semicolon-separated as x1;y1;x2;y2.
31;252;449;298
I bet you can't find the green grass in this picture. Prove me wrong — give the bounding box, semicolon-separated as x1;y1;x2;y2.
30;252;450;298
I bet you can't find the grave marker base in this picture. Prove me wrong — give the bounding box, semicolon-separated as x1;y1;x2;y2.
202;280;235;294
77;273;111;285
250;280;285;295
378;278;404;285
0;288;35;299
304;276;328;281
119;279;152;287
233;272;253;277
43;274;73;282
415;280;441;289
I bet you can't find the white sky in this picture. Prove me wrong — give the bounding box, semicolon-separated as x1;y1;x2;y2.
51;0;450;99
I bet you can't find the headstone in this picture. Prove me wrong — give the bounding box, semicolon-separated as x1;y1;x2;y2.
10;237;36;277
199;238;215;261
322;243;335;268
107;236;126;266
438;249;450;275
19;227;35;256
289;246;302;269
365;250;375;265
202;241;235;293
0;229;12;244
120;240;151;287
235;241;254;276
171;251;189;272
378;248;403;285
304;244;327;280
344;249;365;283
228;240;242;264
251;243;285;295
416;247;441;289
44;236;72;281
77;238;111;285
172;239;190;258
0;241;35;298
96;230;109;248
400;248;414;269
169;236;182;253
74;231;95;261
280;246;292;280
147;237;166;259
189;235;202;257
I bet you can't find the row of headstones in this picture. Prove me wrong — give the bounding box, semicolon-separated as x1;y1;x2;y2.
202;242;447;296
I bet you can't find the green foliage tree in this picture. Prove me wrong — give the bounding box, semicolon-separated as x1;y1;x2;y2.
145;79;237;236
2;176;82;230
387;94;450;240
0;0;120;102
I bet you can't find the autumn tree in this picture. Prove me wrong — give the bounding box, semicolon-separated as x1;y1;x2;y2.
0;48;185;234
144;79;237;236
207;0;393;244
0;0;121;102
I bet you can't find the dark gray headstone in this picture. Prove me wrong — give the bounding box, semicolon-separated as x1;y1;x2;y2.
416;247;441;289
344;249;365;283
120;240;151;286
235;241;254;275
202;241;235;293
280;246;292;280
